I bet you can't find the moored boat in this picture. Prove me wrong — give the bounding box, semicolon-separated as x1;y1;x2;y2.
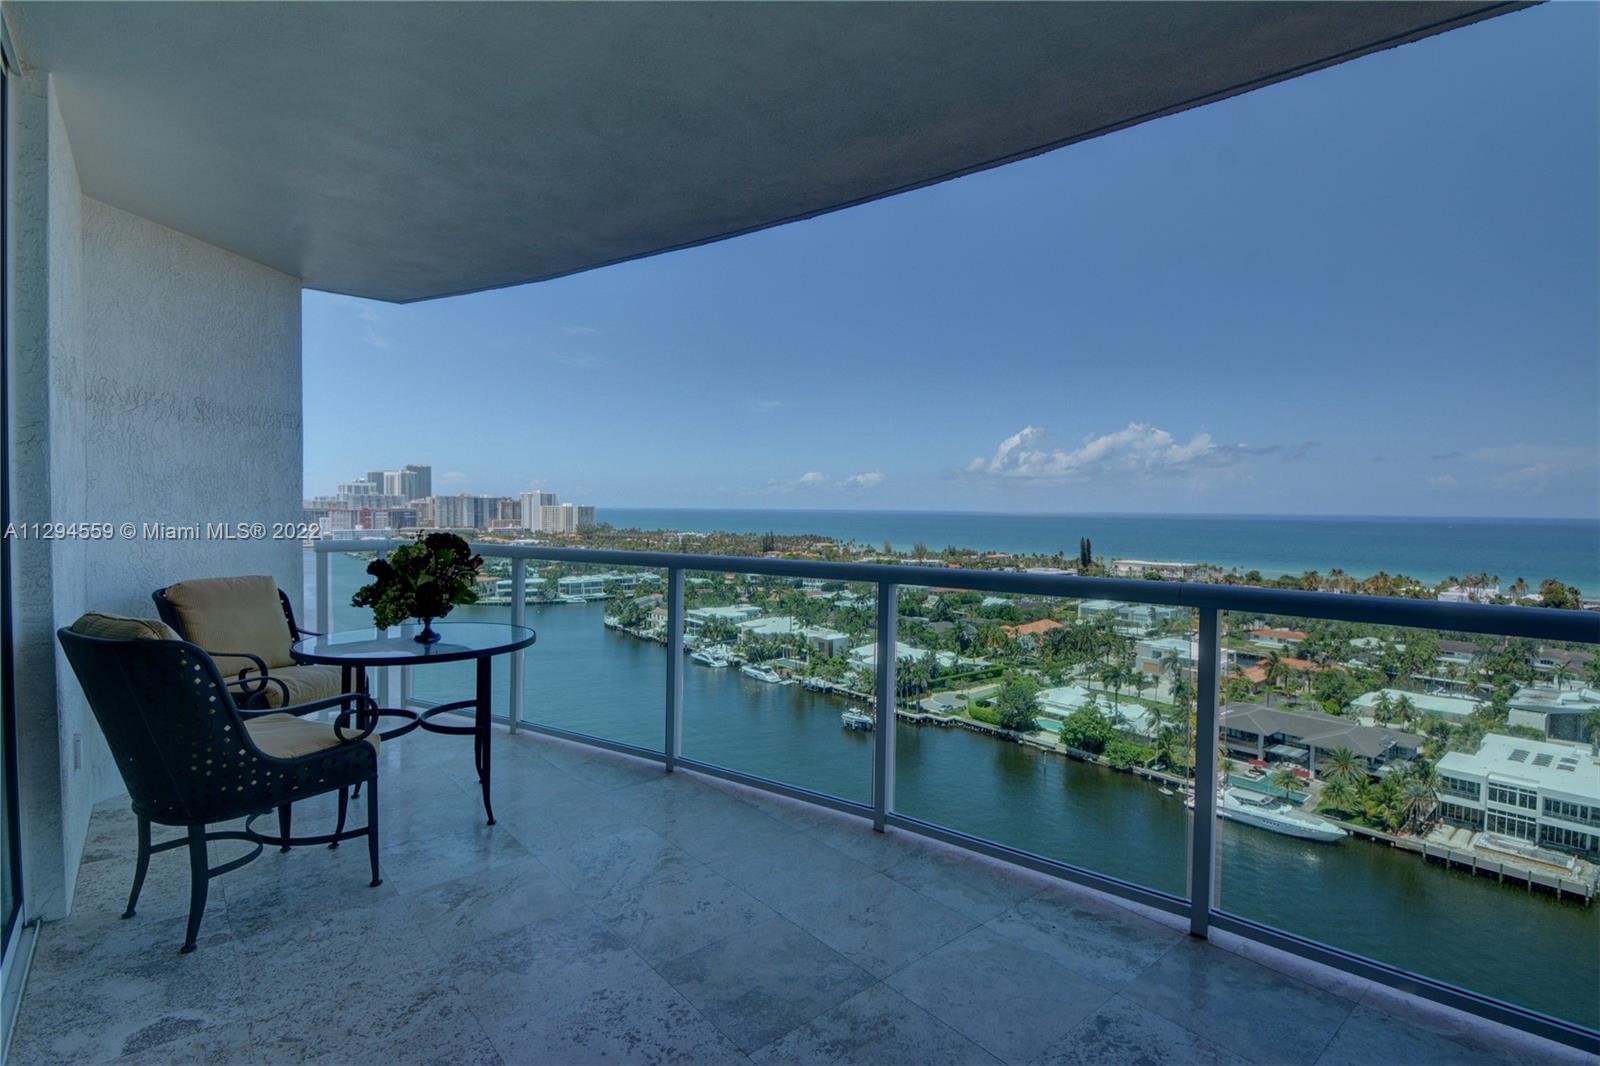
690;648;730;668
740;663;782;683
841;708;874;731
1219;787;1346;842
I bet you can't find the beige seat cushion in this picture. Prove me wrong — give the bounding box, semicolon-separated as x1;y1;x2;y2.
245;712;379;758
69;612;182;642
256;664;343;708
164;575;294;676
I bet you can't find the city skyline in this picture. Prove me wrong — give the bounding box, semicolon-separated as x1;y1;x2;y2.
304;4;1598;519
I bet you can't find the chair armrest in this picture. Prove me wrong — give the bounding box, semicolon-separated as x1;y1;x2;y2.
238;689;374;720
227;674;291;708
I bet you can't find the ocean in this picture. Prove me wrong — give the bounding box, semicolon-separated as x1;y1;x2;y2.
600;509;1600;591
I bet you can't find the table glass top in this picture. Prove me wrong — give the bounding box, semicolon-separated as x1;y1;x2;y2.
291;621;536;664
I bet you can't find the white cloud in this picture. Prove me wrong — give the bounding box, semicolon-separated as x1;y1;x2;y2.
797;471;828;486
843;471;884;490
1466;443;1596;495
356;306;382;324
362;329;392;349
754;399;791;411
440;470;469;483
1428;474;1458;490
560;325;600;336
966;423;1230;481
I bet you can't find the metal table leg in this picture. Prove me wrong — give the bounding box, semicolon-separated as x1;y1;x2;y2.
475;656;495;825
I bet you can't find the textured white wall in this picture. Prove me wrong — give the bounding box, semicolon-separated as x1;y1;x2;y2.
7;73;303;918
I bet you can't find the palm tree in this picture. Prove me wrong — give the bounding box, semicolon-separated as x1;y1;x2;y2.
1321;747;1366;789
1319;779;1364;818
1393;694;1417;728
1264;650;1288;691
1372;691;1395;724
1397;770;1438;834
1269;766;1307;795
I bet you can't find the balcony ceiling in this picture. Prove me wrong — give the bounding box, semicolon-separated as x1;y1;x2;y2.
8;1;1521;303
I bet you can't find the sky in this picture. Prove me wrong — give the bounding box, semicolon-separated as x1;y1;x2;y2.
304;4;1599;519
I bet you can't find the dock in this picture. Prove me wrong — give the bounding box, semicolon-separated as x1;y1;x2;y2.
1341;824;1597;904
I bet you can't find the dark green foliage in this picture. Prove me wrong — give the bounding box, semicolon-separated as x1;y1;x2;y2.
351;532;483;628
995;671;1040;732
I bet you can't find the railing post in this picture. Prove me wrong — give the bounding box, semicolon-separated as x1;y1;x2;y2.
374;549;391;709
664;567;684;772
873;583;898;832
1189;606;1222;937
315;546;332;636
509;557;526;734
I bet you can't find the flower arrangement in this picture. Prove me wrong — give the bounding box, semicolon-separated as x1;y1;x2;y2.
351;532;484;642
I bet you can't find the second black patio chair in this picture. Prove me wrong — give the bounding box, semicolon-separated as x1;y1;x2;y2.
153;574;341;709
57;613;383;953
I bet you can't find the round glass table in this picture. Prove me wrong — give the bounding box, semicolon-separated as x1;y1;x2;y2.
291;621;536;825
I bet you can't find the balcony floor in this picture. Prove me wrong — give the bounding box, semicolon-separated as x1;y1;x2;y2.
8;723;1592;1065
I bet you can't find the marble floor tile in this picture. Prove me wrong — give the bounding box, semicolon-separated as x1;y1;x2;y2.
984;885;1183;989
402;857;587;954
587;862;780;968
751;983;1000;1065
886;925;1115;1064
656;911;874;1053
1117;938;1356;1066
882;843;1048;923
534;824;695;900
1314;1004;1512;1066
1031;995;1251;1066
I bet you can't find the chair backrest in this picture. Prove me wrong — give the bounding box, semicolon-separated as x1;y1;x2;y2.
58;625;286;825
151;576;298;676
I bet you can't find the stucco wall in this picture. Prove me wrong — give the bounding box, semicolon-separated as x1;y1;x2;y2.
7;73;303;918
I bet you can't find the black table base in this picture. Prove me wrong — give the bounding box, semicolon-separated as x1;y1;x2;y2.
340;660;498;825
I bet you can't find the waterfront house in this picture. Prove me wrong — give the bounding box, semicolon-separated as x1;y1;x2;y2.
1;3;1592;1062
1508;684;1600;743
1436;736;1600;857
684;604;764;636
1350;689;1482;725
1137;636;1198;677
848;642;958;670
1220;703;1422;778
1004;618;1064;637
1246;627;1307;649
1532;646;1596;677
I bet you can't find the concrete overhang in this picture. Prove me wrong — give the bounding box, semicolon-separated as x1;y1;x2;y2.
5;1;1525;303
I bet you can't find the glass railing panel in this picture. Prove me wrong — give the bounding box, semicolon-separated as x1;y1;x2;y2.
1214;611;1600;1030
892;587;1196;898
678;570;876;804
516;561;667;751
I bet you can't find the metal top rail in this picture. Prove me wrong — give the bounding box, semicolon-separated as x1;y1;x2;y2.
314;538;1599;644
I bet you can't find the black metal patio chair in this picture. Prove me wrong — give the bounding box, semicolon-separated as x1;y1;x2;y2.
152;575;339;710
57;614;383;953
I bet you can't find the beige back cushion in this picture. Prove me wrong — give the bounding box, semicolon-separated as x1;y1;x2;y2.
69;612;181;642
163;575;294;675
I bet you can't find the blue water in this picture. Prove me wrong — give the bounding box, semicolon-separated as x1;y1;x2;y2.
601;509;1600;591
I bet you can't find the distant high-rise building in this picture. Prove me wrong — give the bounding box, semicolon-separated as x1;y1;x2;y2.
402;464;431;500
520;491;558;530
427;493;500;529
538;502;596;533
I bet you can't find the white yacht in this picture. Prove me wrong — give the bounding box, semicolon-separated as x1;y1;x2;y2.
841;708;874;731
690;648;730;668
559;594;588;605
1217;787;1347;843
740;663;782;684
